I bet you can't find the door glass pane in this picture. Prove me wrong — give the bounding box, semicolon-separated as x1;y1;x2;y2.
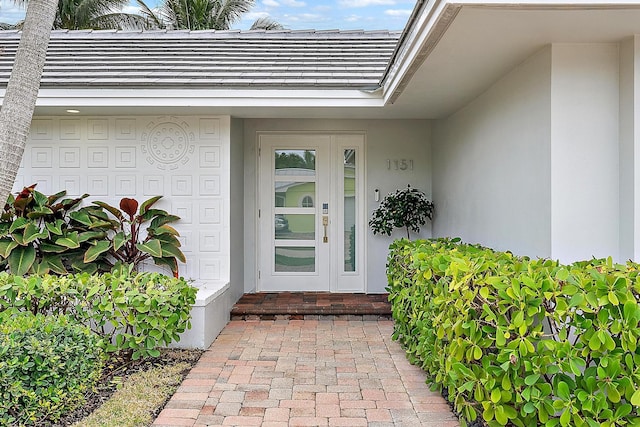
344;149;356;272
275;246;315;272
275;214;315;240
275;182;316;207
275;150;316;175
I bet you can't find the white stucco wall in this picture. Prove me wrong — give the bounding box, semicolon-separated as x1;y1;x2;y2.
17;115;232;286
17;115;237;348
230;118;245;303
432;47;553;257
550;44;620;262
242;119;431;294
432;43;622;263
619;36;640;261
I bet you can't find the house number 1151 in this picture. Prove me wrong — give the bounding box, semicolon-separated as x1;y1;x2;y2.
387;159;413;171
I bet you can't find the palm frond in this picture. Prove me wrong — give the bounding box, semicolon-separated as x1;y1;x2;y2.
0;22;19;30
121;0;258;31
135;0;165;29
74;0;130;28
161;0;186;29
213;0;255;30
188;0;216;30
250;16;283;31
91;12;150;30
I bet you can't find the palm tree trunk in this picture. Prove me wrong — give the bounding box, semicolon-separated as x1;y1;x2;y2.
0;0;58;204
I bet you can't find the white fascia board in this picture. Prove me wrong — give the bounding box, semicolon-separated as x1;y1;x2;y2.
382;0;462;105
9;88;385;109
458;0;640;6
383;0;640;105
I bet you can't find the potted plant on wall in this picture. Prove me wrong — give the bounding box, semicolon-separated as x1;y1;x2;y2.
369;185;434;239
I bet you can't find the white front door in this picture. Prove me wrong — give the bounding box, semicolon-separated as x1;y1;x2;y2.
258;133;365;292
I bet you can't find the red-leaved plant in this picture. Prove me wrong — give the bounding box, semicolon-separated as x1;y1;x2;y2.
78;196;185;277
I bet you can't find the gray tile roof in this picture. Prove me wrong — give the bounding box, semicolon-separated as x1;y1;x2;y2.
0;30;401;90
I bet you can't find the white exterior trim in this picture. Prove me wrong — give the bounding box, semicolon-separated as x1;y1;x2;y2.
383;0;461;105
10;89;385;109
331;134;367;293
455;0;640;7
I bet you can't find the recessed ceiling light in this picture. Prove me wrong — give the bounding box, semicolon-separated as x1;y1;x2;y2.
66;109;80;114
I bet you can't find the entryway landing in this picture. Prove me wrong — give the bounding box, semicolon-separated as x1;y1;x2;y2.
231;292;391;320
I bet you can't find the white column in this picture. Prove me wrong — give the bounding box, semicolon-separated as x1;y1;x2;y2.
550;43;620;262
619;36;640;262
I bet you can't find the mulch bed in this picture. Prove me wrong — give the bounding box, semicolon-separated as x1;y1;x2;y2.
47;348;203;427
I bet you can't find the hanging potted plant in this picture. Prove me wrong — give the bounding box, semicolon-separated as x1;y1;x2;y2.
369;185;434;239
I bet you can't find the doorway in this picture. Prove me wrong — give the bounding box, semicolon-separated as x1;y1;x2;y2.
257;133;365;292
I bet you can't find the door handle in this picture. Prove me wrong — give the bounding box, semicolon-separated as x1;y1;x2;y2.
322;216;328;243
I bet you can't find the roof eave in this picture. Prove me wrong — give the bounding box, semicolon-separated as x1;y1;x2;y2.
380;0;461;105
381;0;640;107
18;87;386;109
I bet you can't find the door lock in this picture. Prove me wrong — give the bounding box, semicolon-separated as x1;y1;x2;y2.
322;216;328;243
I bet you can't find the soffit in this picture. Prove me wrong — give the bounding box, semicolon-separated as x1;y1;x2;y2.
386;3;640;119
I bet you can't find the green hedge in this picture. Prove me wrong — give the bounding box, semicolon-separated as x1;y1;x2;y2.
387;238;640;427
0;313;103;425
0;265;198;360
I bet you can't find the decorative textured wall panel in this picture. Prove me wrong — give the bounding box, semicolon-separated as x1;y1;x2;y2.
172;176;193;195
199;118;220;139
114;119;135;140
88;119;110;140
178;231;193;252
60;175;81;196
60;119;81;140
115;175;137;196
144;175;164;196
87;175;108;196
31;119;53;140
199;200;222;224
30;176;52;194
32;147;52;168
88;147;109;168
199;231;221;252
199;146;221;168
60;147;80;168
173;202;194;224
141;119;196;170
15;116;230;284
199;259;221;281
199;175;221;196
115;147;137;168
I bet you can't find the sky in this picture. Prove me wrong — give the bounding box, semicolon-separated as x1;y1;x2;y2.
0;0;416;31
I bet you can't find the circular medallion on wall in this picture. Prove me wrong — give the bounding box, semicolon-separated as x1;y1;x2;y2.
141;118;196;170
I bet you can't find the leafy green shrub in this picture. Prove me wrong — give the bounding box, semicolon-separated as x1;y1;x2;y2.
387;238;640;427
0;186;186;277
0;185;97;275
369;185;434;239
0;312;103;425
0;265;198;360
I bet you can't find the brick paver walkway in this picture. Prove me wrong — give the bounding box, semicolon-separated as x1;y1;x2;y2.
154;319;459;426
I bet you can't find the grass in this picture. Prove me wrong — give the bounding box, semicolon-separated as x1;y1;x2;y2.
73;362;191;427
